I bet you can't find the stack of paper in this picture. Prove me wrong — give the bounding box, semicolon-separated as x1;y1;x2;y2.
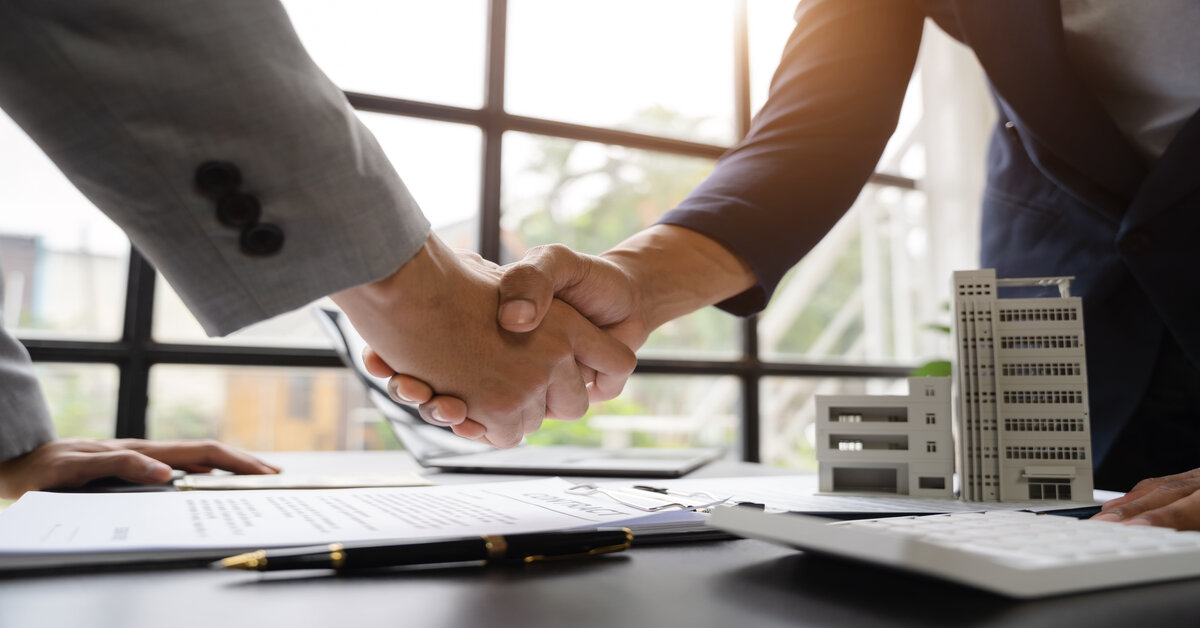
0;478;699;571
0;474;1111;572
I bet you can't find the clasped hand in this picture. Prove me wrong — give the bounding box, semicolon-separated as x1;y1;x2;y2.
335;236;637;449
359;226;754;449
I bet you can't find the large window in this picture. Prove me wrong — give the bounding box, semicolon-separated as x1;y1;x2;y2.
5;1;986;466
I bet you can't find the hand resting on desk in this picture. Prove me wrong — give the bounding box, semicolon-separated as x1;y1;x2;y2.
0;438;279;499
1093;466;1200;531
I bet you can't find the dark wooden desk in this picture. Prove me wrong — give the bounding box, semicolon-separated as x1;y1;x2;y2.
2;451;1199;628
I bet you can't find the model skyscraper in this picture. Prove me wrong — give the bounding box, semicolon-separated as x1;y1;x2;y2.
953;269;1093;502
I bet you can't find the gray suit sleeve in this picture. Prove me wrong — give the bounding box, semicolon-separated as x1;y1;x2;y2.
0;271;55;461
0;0;431;336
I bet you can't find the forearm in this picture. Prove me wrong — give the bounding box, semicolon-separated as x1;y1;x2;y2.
0;0;429;336
603;224;756;332
657;0;924;313
0;324;55;462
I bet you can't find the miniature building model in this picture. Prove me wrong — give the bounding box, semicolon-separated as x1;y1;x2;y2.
953;269;1094;502
815;377;954;498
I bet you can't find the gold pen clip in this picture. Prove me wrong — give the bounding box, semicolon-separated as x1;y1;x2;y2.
520;528;634;564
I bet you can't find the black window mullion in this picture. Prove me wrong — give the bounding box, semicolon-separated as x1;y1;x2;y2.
732;0;761;462
114;247;155;439
479;0;508;263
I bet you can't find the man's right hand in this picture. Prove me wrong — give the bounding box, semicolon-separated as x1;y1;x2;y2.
332;233;636;449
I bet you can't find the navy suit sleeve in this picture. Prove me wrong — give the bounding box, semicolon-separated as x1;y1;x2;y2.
658;0;925;315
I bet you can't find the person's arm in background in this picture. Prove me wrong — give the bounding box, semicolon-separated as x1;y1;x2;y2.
0;0;634;497
0;276;277;499
377;0;926;425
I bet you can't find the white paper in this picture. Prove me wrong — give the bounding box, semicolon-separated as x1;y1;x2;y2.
173;472;433;490
0;478;654;570
603;475;1115;513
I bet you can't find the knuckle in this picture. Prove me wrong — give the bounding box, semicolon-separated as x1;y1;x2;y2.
617;348;637;375
524;417;545;435
495;433;523;449
1130;478;1158;493
1156;480;1193;495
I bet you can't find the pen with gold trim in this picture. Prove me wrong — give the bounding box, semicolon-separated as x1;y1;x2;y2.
213;527;634;571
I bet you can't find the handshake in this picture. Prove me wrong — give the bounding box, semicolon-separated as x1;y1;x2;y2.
330;224;757;449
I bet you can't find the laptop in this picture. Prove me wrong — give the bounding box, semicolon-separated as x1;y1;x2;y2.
314;308;723;478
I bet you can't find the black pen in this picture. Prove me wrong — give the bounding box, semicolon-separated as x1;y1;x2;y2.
213;527;634;571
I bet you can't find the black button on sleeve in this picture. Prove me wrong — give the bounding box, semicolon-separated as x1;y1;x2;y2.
240;223;284;256
195;161;242;199
216;193;262;228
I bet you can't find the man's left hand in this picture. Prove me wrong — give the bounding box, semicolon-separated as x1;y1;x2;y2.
1093;467;1200;530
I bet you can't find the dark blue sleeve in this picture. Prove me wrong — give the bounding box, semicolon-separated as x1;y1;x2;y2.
658;0;925;315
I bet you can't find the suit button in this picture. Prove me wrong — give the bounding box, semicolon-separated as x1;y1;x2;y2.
1118;229;1152;255
240;223;284;256
216;193;262;228
195;161;243;199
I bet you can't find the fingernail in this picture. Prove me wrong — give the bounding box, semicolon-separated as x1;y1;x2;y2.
429;407;452;426
499;299;536;326
389;382;414;403
1092;512;1122;522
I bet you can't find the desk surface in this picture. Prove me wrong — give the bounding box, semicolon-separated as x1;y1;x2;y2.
3;451;1199;628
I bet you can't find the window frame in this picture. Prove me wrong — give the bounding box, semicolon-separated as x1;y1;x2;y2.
20;0;915;461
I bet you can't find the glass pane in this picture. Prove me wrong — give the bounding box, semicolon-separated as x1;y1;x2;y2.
282;0;487;108
760;375;906;469
148;365;399;452
501;132;739;358
152;277;335;346
0;111;129;340
358;113;482;249
747;0;925;179
507;0;738;145
748;0;800;117
759;185;951;367
525;374;739;450
33;363;120;439
152;115;480;344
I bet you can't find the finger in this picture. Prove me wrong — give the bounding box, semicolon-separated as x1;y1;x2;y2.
1093;477;1200;522
47;450;174;489
499;245;586;333
1098;478;1161;513
416;396;468;426
523;415;545;436
470;395;534;449
132;440;279;475
544;358;589;421
362;346;395;378
565;314;637;403
576;363;603;403
418;399;468;427
1123;490;1200;530
450;418;487;440
389;374;435;404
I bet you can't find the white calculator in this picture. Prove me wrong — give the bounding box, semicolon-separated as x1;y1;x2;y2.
710;507;1200;598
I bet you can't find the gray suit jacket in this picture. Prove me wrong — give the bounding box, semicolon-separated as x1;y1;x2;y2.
0;0;431;460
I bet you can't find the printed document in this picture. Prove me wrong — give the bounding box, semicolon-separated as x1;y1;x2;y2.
0;478;659;570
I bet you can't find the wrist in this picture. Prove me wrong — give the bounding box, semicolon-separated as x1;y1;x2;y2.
601;224;755;331
331;233;453;322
